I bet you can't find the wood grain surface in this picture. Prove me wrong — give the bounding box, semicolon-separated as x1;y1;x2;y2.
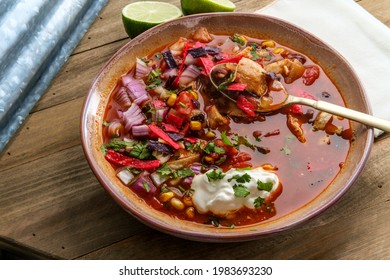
0;0;389;260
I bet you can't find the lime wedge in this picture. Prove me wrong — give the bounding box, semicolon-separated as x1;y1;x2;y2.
122;1;183;38
180;0;236;15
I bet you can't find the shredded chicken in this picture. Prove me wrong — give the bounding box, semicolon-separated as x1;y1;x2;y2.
192;27;213;43
264;59;305;84
206;105;230;129
313;111;333;131
169;37;187;56
236;57;268;97
167;154;201;170
287;114;306;143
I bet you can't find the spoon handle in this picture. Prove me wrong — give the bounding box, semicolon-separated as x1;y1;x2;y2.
292;96;390;133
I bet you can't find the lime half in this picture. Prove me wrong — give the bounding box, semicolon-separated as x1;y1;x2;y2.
122;1;183;38
181;0;236;15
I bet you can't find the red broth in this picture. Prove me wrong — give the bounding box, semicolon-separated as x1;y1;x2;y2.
102;28;352;227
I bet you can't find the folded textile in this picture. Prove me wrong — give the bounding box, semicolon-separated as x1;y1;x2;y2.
257;0;390;136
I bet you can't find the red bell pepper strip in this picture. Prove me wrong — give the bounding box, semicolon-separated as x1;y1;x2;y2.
161;122;180;133
165;112;184;129
105;150;160;170
173;40;192;86
291;104;303;114
148;123;182;150
236;95;256;117
227;83;247;91
184;137;198;144
215;55;243;65
199;56;214;76
193;41;206;48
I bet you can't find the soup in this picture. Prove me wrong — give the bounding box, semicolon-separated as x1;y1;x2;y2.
101;27;352;228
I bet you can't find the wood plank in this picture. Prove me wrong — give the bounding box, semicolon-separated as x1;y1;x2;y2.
78;137;390;260
73;0;274;54
74;0;181;54
359;0;390;26
0;98;82;171
0;144;149;259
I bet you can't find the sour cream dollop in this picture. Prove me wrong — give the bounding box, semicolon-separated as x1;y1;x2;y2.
191;167;280;217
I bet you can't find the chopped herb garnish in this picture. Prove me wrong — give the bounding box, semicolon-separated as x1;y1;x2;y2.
233;184;250;198
250;43;260;60
157;164;172;176
218;72;235;91
178;101;186;108
129;142;151;159
183;188;194;196
221;131;234;146
146;69;162;89
157;164;194;179
232;135;255;150
175;168;195;178
231;33;246;46
254;197;265;208
203;142;225;154
103;120;110;127
142;181;150;192
257;180;274;192
206;169;225;182
101;139;135;154
228;173;252;183
160;184;169;193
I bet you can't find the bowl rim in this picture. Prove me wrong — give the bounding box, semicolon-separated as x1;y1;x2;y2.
81;12;374;242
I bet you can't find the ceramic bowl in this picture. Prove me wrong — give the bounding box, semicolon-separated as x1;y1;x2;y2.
81;13;373;242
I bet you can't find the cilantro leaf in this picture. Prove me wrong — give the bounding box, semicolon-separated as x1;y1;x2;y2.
250;43;260;60
228;173;252;183
142;181;151;193
257;180;274;192
129;142;151;159
174;168;195;179
146;69;162;89
231;33;246;46
233;184;250;198
232;135;255;150
203;142;225;155
206;169;225;182
101;139;135;154
218;72;236;91
254;197;265;208
221;131;234;146
157;164;172;176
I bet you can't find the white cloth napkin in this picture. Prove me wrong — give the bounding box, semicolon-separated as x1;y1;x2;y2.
256;0;390;136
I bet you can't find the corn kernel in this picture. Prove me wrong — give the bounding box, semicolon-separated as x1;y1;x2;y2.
159;191;174;203
166;93;177;107
204;156;214;163
170;197;185;210
261;40;275;48
185;207;195;219
190;91;198;100
205;131;216;139
273;47;284;54
190;121;202;131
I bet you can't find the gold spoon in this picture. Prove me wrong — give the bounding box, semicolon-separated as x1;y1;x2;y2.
210;63;390;133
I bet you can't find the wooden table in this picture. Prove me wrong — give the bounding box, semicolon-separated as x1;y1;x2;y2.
1;0;389;260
